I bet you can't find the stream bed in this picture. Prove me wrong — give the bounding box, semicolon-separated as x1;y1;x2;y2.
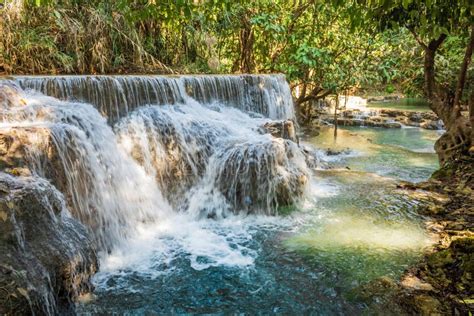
78;126;441;314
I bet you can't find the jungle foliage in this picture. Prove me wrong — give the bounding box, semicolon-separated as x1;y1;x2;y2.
0;0;472;125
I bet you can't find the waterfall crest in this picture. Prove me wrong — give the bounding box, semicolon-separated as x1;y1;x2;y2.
15;74;295;123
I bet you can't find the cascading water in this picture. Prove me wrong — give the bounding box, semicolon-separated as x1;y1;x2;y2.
16;74;295;123
0;85;171;251
1;75;307;253
115;99;308;216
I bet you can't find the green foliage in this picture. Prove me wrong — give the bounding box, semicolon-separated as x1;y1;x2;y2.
0;0;472;108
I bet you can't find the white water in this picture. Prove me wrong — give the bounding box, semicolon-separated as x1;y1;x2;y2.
0;77;439;315
16;74;295;123
1;75;309;263
116;98;309;216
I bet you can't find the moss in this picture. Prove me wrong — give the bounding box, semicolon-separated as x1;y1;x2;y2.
277;204;298;216
431;165;454;180
427;249;454;268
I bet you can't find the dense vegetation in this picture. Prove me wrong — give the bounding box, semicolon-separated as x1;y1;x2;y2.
0;0;473;162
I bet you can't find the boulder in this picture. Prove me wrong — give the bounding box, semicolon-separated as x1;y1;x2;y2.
421;120;444;130
0;173;98;315
212;139;308;215
408;112;423;123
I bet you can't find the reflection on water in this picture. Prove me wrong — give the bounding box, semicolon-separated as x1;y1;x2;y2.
288;215;430;250
367;98;431;112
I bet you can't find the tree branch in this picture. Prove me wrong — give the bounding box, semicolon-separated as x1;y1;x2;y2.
424;34;447;101
429;33;447;51
407;26;427;49
453;24;474;110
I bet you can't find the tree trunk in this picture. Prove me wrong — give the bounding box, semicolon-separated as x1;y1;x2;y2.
234;15;254;73
469;91;474;153
421;35;472;165
453;25;474;111
334;95;339;138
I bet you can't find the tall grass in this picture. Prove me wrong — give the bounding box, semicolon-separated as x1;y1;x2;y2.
0;0;174;74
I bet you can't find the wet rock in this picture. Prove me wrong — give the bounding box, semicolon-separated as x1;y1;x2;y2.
0;127;53;170
0;127;70;206
323;117;403;128
0;173;98;315
401;275;434;291
380;121;403;128
213;139;308;215
322;108;443;130
396;181;418;190
262;120;298;143
420;120;444;130
325;148;351;156
378;109;406;118
300;145;323;169
411;295;443;315
0;81;25;111
408;112;423;123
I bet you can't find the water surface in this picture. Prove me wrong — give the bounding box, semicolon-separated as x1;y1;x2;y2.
367;98;431;112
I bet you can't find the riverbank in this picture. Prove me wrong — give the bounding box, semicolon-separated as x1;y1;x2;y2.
402;158;473;314
360;157;474;314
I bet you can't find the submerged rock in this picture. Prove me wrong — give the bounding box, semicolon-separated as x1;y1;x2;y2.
325;148;351;156
323;117;403;128
0;173;97;315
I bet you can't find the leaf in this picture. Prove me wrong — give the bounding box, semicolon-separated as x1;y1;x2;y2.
402;0;411;10
0;210;7;222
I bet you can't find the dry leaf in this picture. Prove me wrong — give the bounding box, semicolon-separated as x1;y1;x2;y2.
16;287;29;299
0;211;7;222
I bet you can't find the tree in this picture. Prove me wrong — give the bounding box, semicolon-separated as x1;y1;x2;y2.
344;0;474;165
238;1;380;123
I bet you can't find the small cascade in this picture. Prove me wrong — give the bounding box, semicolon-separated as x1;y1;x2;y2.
15;74;295;123
116;98;308;215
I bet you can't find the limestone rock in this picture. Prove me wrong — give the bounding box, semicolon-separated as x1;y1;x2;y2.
322;108;443;130
0;173;98;315
262;120;298;143
0;81;25;111
212;139;308;215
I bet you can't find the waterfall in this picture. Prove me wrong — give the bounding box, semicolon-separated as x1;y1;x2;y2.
1;74;309;253
15;74;295;123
